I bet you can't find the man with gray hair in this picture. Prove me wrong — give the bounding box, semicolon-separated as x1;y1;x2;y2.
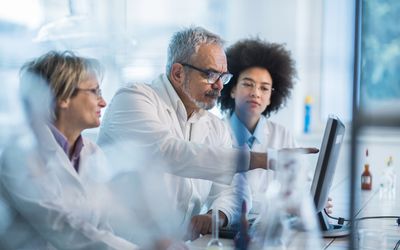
97;26;316;240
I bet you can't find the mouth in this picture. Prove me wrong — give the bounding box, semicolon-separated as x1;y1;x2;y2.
247;100;260;106
205;90;220;99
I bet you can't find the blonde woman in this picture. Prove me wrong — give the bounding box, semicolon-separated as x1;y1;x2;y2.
0;51;139;249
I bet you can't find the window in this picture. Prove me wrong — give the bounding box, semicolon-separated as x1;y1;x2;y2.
358;0;400;125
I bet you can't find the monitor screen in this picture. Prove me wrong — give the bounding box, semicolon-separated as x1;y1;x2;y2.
310;116;347;237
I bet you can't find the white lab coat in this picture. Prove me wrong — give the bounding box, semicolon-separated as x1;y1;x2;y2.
0;123;137;250
227;114;298;214
97;74;249;228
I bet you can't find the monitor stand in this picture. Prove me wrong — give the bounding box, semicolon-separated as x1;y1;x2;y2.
318;211;350;238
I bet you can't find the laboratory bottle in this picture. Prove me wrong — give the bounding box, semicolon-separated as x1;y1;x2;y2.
304;95;312;133
361;149;372;190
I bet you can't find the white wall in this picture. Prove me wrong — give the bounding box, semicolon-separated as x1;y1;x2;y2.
225;0;324;136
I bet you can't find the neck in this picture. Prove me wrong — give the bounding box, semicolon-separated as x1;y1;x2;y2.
235;110;260;134
53;120;81;155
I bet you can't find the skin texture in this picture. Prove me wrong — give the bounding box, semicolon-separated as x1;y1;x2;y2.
55;74;106;154
170;43;227;118
231;67;273;133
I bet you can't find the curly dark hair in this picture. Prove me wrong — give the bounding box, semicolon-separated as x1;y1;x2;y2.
218;38;296;117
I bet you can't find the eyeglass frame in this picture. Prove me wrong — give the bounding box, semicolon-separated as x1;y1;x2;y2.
74;87;102;98
237;80;275;93
180;63;233;85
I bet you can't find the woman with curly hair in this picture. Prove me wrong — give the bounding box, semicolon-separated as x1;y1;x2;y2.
218;38;298;214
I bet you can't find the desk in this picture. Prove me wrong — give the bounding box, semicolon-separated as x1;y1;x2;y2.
188;175;400;249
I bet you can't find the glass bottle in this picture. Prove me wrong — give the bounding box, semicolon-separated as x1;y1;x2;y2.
304;95;312;133
380;156;396;199
361;149;372;190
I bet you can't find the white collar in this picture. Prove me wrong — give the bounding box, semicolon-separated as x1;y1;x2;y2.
153;74;207;122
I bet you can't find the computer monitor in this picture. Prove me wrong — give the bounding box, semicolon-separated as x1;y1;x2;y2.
310;116;349;237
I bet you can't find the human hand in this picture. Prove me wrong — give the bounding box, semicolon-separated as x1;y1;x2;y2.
325;197;333;214
185;211;227;241
279;147;319;154
185;214;212;241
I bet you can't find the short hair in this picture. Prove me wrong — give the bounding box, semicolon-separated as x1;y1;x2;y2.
20;51;102;119
165;26;225;74
218;38;296;117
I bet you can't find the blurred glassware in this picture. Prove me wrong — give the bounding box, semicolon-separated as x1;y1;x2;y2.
207;209;223;250
249;151;323;250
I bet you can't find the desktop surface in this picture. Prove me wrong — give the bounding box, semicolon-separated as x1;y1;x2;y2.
188;168;400;250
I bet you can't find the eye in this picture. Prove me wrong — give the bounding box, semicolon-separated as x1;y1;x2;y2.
261;86;270;92
242;82;253;87
207;72;219;81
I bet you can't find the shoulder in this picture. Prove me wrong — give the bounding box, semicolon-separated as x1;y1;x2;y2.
264;119;297;147
114;82;157;99
82;137;104;156
104;83;162;117
265;120;290;133
112;74;167;100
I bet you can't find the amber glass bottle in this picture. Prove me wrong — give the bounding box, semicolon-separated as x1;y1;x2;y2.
361;149;372;190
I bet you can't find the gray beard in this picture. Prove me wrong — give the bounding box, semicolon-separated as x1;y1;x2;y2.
182;79;217;110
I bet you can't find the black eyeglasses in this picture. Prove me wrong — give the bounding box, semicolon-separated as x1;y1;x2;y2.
74;87;102;98
181;63;233;85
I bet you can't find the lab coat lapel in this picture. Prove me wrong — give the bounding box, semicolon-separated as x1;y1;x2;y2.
39;125;87;189
153;74;185;139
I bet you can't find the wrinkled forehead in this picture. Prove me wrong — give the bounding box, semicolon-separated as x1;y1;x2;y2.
191;43;227;71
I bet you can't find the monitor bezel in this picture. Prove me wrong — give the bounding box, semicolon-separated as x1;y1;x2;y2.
310;116;346;235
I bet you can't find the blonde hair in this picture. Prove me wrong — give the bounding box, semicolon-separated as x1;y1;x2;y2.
20;51;102;119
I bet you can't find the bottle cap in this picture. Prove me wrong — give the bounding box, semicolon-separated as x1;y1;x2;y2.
305;95;313;104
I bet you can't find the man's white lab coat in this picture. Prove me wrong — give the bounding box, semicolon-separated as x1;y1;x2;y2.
98;74;250;228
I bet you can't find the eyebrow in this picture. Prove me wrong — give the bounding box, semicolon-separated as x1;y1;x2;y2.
241;77;272;85
204;66;228;74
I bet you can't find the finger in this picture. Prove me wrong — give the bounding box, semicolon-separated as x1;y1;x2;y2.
191;228;200;241
191;220;202;240
304;147;319;154
281;147;319;154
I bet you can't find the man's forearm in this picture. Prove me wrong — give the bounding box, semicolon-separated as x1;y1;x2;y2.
207;210;228;227
249;152;267;170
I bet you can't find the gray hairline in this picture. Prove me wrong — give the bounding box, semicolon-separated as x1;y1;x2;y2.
165;27;225;75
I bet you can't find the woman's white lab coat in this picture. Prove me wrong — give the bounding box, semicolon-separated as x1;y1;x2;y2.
0;124;137;250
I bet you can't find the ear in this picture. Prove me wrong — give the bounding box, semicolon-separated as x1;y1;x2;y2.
230;86;237;99
58;98;70;109
169;63;185;86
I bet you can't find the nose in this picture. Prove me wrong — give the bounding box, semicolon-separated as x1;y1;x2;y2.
99;96;107;108
250;86;260;98
212;77;224;91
